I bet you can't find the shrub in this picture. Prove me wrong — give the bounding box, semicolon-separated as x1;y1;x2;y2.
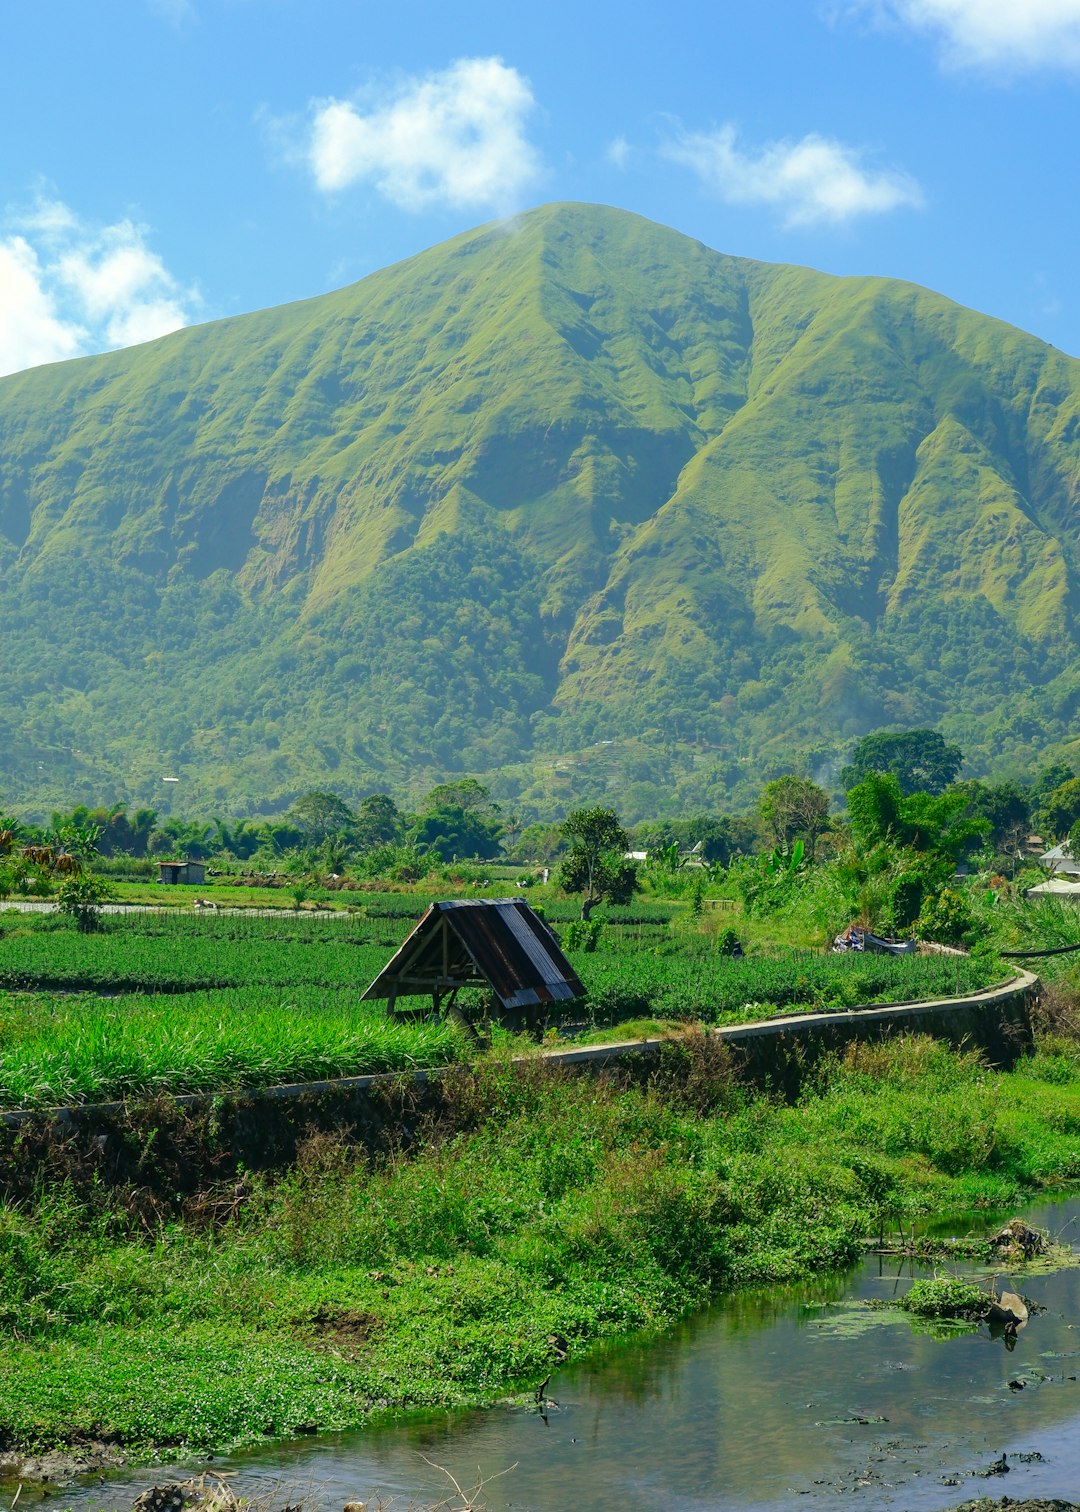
899;1277;988;1319
55;872;112;932
916;886;976;947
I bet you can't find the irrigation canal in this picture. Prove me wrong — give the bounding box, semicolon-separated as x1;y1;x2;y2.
12;1193;1080;1512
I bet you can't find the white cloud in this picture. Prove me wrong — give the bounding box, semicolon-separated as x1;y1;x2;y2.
664;124;923;228
306;56;541;213
607;136;631;170
848;0;1080;70
0;196;197;378
0;239;87;374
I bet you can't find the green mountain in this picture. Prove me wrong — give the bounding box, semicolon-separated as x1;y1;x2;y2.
1;202;1079;820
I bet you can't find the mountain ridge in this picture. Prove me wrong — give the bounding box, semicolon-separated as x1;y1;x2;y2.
1;202;1078;819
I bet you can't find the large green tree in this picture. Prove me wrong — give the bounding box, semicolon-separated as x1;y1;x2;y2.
410;804;502;863
847;771;987;866
354;793;403;852
840;729;963;796
558;807;636;919
949;779;1030;863
1040;778;1080;843
285;791;357;846
422;779;498;816
756;776;830;861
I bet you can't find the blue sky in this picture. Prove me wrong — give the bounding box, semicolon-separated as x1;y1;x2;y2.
2;0;1079;376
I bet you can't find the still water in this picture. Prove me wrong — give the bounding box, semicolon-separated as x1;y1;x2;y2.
44;1197;1080;1510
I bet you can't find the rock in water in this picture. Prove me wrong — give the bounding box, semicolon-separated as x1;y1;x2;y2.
989;1291;1029;1328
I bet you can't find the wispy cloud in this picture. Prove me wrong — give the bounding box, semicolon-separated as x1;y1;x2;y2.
304;56;542;213
147;0;198;26
0;196;198;378
664;123;923;228
607;136;632;170
846;0;1080;71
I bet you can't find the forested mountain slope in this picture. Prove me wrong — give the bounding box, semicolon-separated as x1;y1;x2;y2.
1;202;1078;816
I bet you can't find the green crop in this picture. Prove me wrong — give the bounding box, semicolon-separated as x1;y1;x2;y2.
570;948;1000;1025
0;988;465;1108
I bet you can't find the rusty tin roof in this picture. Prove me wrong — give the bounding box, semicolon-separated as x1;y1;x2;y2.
361;898;584;1011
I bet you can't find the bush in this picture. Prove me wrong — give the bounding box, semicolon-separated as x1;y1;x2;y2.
562;918;604;952
55;872;113;932
886;873;925;932
899;1276;988;1319
916;886;976;947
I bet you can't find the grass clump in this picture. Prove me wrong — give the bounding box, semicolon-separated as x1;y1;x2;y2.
0;989;468;1108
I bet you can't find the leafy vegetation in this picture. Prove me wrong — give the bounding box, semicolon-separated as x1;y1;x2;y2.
897;1276;989;1320
0;988;465;1107
558;806;637;918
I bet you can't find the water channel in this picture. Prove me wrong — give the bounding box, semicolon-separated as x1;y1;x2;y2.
34;1195;1080;1511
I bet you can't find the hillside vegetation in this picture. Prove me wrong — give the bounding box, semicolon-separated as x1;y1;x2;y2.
2;203;1079;816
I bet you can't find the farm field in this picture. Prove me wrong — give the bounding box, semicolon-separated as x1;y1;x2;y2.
0;898;1005;1109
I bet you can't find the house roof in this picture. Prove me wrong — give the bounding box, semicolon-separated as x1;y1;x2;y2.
1026;877;1080;898
1040;843;1080;872
361;899;584;1011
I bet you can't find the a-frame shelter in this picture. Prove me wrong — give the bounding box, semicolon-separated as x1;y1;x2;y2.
361;898;584;1031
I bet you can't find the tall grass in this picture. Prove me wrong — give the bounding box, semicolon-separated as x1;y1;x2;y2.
0;990;466;1107
2;1037;1080;1454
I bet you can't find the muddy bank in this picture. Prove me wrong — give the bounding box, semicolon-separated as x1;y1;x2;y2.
954;1502;1080;1511
0;1441;129;1483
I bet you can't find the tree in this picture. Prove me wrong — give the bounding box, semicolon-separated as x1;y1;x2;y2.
558;807;636;918
631;815;751;868
949;779;1030;864
285;791;357;846
150;818;215;859
56;871;113;932
509;821;566;864
1031;763;1075;813
840;729;963;796
354;793;403;852
422;778;498;816
411;804;503;862
847;771;987;866
756;776;830;860
847;771;905;850
1038;777;1080;843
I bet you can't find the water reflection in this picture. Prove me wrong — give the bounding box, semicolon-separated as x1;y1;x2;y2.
28;1197;1080;1511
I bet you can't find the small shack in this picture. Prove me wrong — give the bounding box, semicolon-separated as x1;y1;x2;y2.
157;859;206;886
361;898;584;1032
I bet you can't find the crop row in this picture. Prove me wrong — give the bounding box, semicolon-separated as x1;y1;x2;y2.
0;988;466;1108
572;949;1001;1023
0;914;1000;1013
0;933;391;993
0;947;1005;1109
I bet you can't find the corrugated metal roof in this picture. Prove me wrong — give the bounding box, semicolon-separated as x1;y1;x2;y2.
361;899;584;1011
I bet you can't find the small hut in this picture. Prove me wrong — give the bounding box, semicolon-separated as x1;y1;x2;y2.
361;898;584;1032
157;859;206;886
